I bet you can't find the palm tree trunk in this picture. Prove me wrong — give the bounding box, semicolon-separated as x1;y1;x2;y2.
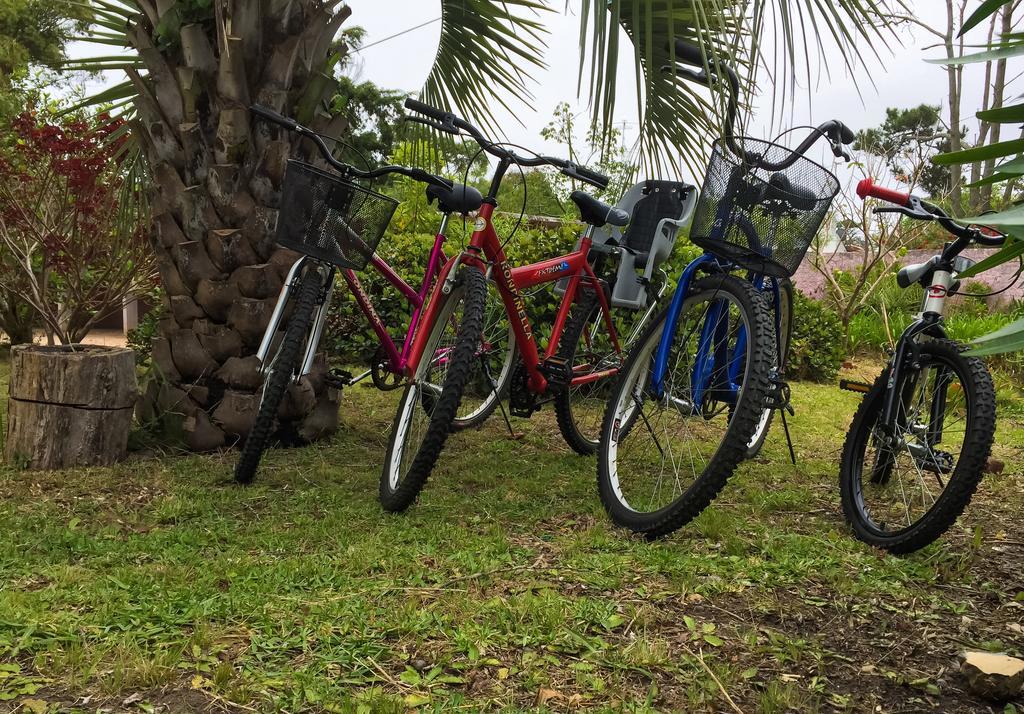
130;1;351;450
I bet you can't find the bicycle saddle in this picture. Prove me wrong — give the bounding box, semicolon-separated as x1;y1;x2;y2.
571;190;630;228
762;173;818;212
426;182;483;215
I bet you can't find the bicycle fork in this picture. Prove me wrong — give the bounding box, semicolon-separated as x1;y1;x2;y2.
256;257;335;383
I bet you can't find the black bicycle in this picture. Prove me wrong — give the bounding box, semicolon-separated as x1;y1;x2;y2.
840;179;1006;554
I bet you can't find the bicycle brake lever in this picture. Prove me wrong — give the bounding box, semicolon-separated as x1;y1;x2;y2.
831;143;852;162
874;206;933;221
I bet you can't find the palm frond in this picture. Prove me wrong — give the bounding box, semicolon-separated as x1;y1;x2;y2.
423;0;552;133
577;1;908;174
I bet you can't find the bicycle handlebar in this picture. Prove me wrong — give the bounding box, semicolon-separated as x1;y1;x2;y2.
403;98;610;190
250;104;298;132
856;176;1006;252
249;104;453;190
857;177;910;206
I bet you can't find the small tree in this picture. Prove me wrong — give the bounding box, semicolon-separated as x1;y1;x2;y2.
854;105;955;197
812;153;931;348
0;110;155;344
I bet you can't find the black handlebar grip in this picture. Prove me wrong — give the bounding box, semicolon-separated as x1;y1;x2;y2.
671;37;706;68
250;104;298;131
836;121;856;145
572;164;610;190
404;97;449;123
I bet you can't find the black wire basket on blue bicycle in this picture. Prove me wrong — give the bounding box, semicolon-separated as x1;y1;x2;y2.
276;159;399;270
690;137;841;278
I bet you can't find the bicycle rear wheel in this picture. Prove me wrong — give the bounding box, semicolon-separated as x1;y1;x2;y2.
235;265;325;484
597;274;775;537
380;265;488;511
554;291;622;455
839;339;995;554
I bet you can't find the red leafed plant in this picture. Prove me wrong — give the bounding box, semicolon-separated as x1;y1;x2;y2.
0;110;156;345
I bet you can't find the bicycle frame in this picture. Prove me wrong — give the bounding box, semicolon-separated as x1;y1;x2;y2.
257;214;453;381
407;202;621;394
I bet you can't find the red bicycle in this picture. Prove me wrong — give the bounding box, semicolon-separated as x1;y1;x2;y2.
380;99;641;510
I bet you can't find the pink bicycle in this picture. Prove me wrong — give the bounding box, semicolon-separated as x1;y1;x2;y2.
235;105;515;483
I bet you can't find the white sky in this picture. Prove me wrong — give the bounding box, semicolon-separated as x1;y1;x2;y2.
344;1;1003;185
67;1;1009;187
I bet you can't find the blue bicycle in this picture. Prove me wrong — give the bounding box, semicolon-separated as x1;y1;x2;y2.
596;37;852;537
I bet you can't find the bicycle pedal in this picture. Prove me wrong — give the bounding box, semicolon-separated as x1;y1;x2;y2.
539;357;573;389
767;378;794;415
839;379;872;395
325;369;352;389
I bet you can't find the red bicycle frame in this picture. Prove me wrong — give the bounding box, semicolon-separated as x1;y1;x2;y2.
342;216;451;376
408;202;621;393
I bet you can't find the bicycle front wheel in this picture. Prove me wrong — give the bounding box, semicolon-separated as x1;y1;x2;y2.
744;276;793;459
380;265;488;511
839;339;996;554
235;265;324;484
448;279;517;430
597;274;775;537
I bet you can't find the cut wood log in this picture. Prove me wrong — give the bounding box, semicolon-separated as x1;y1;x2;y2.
4;345;138;470
194;321;244;362
169;294;205;327
298;387;339;442
195;278;241;322
168;328;218;381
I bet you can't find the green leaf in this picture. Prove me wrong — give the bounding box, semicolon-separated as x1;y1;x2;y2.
683;615;696;632
967;316;1024;356
399;668;421;686
404;693;431;707
602;614;625;630
926;41;1024;65
994;156;1024;174
703;634;724;647
959;0;1009;37
957;239;1024;278
977;101;1024;123
961;203;1024;228
932;138;1024;165
964;172;1016;188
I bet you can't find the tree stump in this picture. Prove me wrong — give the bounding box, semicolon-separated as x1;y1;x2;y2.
4;345;138;470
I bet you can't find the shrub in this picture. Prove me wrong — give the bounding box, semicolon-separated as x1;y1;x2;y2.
0;110;155;344
788;290;844;382
126;288;166;364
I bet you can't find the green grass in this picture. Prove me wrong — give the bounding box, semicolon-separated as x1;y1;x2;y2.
0;352;1022;712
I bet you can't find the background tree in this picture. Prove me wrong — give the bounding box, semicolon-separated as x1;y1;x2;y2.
896;0;1021;214
0;0;86;344
855;104;954;197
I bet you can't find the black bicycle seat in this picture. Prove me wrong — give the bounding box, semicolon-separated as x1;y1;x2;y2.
426;182;483;215
571;190;630;228
762;173;818;212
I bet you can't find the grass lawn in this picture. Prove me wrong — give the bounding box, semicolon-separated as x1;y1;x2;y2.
0;351;1022;712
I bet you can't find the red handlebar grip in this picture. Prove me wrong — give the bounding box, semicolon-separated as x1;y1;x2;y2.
856;177;910;207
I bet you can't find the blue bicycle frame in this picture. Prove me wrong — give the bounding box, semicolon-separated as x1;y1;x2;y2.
649;186;783;408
